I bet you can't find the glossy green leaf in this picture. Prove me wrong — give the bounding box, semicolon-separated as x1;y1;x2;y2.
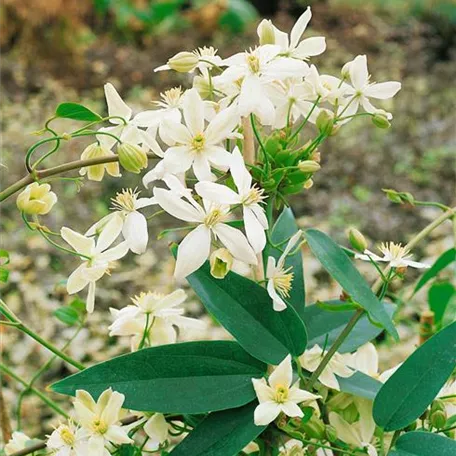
53;307;80;326
52;341;266;414
389;431;456;456
173;246;307;365
304;300;396;353
305;229;398;340
373;321;456;431
266;207;306;318
414;248;455;295
55;103;102;122
428;281;455;326
171;402;265;456
337;371;382;400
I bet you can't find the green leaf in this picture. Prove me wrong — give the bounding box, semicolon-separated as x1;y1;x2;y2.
171;402;265;456
337;371;382;400
267;207;305;318
414;248;455;295
429;281;455;326
53;307;80;326
175;246;307;365
305;229;398;340
55;103;102;122
389;431;456;456
373;321;456;431
51;341;266;414
0;249;10;266
304;300;396;353
219;0;258;33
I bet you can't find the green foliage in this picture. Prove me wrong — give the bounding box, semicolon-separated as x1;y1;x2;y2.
53;307;80;326
305;229;398;339
337;372;382;400
52;341;266;414
0;249;10;283
55;103;102;122
428;281;455;328
389;431;456;456
373;321;456;431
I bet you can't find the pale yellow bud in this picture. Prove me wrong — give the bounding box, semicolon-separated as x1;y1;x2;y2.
17;182;57;215
257;19;276;45
117;143;148;174
168;51;199;73
298;160;321;173
80;143;120;181
316;110;334;136
210;248;233;279
193;75;212;99
303;179;314;190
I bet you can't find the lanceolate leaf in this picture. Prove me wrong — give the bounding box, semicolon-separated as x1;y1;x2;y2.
304;300;396;353
305;229;398;340
171;402;265;456
51;341;266;414
389;431;456;456
373;321;456;431
337;371;382;400
172;246;307;365
428;281;455;326
55;102;102;122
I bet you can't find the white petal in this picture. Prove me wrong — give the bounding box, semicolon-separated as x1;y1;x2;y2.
213;223;257;265
252;378;274;402
61;227;94;256
403;259;430;269
104;425;132;445
280;401;304;418
288;386;321;404
153;188;203;223
163;146;194;174
244;207;266;253
183;88;205;136
254;401;281;426
104;83;132;122
365;81;401;99
351;343;378;377
192;155;213;182
149;318;177;346
269;354;292;389
205;106;239;145
97;125;124;150
97;241;129;262
67;264;90;294
205;146;232;170
267;279;288;311
279;231;302;265
230;147;252;193
293;37;326;59
86;282;96;313
349;55;369;90
96;213;123;253
160;119;192;146
101;391;125;425
144;414;168;446
329;413;362;447
122;212;148;254
290;7;311;49
154;289;187;311
195;182;240;204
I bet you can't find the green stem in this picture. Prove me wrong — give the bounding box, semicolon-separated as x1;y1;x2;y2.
0;299;85;370
250;114;269;172
288;96;321;143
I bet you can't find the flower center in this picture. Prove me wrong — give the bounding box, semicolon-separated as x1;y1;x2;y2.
247;54;260;74
160;87;183;108
379;242;408;261
241;185;265;206
92;418;108;435
191;133;206;153
111;188;138;212
273;267;294;298
274;384;289;403
204;208;225;227
59;427;76;446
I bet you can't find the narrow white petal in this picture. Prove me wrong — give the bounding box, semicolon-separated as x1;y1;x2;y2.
280;401;304;418
67;264;90;294
269;354;292;389
365;81;401;99
96;213;123;253
97;241;129;262
293;36;326;59
254;402;281;426
195;182;240;204
252;378;274;402
86;282;96;313
192;155;213;182
230;147;252;193
349;55;369;90
267;279;288;311
244;207;266;253
61;227;94;256
290;7;311;49
183;88;205;136
104;83;132;122
153;188;203;223
329;412;362;447
122;212;148;254
213;223;257;265
205;106;239;145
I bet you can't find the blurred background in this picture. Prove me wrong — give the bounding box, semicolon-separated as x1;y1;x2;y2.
1;0;455;440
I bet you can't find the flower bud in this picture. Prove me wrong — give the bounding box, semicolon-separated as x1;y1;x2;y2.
327;392;353;410
341;403;358;423
341;61;352;79
17;182;57;215
298;160;321;173
431;400;446;414
80;143;120;181
430;410;447;429
257;19;276;45
303;179;314;190
310;150;321;162
117;143;148;174
316;110;334;136
348;227;368;252
325;425;338;443
193;75;212;99
210;248;233;279
301;416;325;440
168;51;199;73
372;111;391;129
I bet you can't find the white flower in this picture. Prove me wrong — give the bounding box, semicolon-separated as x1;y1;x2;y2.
46;422;88;456
303;65;349;104
355;242;429;269
5;432;31;455
257;7;326;60
299;344;353;390
16;182;57;215
252;355;321;426
79;143;121;181
266;231;302;311
143;413;170;451
109;289;204;350
342;55;401;118
220;45;309;125
86;188;156;255
61;217;129;313
160;89;239;181
74;389;132;455
195;147;268;253
154;188;257;279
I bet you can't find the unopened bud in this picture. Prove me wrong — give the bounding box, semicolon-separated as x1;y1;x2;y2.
61;132;72;141
341;61;352;79
210;248;233;279
117;143;148;173
303;179;314;190
316;110;334;136
431;400;446;414
17;182;57;215
310;150;321;162
383;188;415;205
372;111;391;129
298;160;321;173
348;228;368;252
430;410;447;429
257;19;276;45
301;416;325;440
325;425;338;443
341;403;358;423
193;75;212;99
168;51;199;73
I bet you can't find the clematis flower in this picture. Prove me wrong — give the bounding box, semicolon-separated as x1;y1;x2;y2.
46;422;88;456
154;187;257;279
299;344;353;390
79;143;121;181
109;289;204;350
73;389;132;455
142;413;171;451
16;182;57;215
61;217;129;313
5;432;32;455
86;188;156;255
257;7;326;60
341;55;401;118
195;147;268;253
266;231;302;311
355;242;429;269
252;355;321;426
159;88;239;181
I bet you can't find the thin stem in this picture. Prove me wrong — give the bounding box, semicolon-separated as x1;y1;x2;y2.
288;96;320;143
0;299;85;370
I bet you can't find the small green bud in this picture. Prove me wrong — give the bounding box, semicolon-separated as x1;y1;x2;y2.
348;227;368;252
301;416;326;440
405;421;417;432
383;188;415;205
431;400;446;414
193;75;212;99
316;110;334;136
210;248;233;279
167;51;199;73
117;143;148;174
325;424;338;443
257;19;276;45
298;160;321;173
61;132;72;141
372;111;391;129
430;410;447;429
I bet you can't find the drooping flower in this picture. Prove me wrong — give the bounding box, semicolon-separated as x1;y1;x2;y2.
109;289;204;350
61;217;129;312
5;432;32;455
299;344;354;390
159;88;239;181
195;147;268;253
266;231;302;311
154;188;257;279
16;182;57;215
355;242;429;269
79;143;121;181
142;413;171;452
46;422;88;456
73;388;132;455
252;355;321;426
